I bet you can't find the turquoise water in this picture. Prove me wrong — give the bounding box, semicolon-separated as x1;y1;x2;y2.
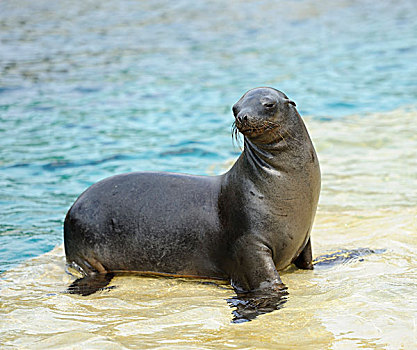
1;1;417;348
1;0;416;272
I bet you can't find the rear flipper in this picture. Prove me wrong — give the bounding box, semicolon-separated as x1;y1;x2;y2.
313;248;386;268
66;273;115;296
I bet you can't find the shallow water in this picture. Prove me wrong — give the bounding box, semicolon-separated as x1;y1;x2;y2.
1;0;417;348
2;109;416;349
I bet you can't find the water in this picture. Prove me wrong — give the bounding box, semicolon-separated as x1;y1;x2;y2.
1;0;416;348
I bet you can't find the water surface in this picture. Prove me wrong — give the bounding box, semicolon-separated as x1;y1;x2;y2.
1;0;416;348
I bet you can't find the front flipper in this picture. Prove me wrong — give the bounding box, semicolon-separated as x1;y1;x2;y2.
66;272;115;296
227;235;288;322
227;285;288;323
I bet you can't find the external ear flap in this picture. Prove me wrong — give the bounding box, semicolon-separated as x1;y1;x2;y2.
285;99;296;107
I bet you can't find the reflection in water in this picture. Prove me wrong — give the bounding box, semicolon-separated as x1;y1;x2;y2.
66;269;288;324
62;248;387;324
313;248;386;268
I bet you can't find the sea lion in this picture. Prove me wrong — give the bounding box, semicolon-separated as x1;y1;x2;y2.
64;87;321;315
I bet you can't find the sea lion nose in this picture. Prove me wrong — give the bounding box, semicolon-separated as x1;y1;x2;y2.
236;113;249;124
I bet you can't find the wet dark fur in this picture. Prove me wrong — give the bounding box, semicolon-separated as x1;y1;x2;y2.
64;87;321;322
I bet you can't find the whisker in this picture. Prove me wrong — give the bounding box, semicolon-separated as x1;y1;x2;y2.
232;119;290;145
283;128;299;143
231;121;243;149
276;130;288;146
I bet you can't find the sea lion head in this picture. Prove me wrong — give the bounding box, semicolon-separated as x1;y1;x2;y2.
232;87;297;144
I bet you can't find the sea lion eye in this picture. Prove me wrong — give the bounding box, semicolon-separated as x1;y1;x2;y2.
263;102;275;109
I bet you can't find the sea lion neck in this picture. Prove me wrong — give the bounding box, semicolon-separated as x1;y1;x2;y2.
243;137;285;172
242;112;311;173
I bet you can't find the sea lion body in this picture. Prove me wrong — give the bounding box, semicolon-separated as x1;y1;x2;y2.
65;172;224;278
64;87;320;294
